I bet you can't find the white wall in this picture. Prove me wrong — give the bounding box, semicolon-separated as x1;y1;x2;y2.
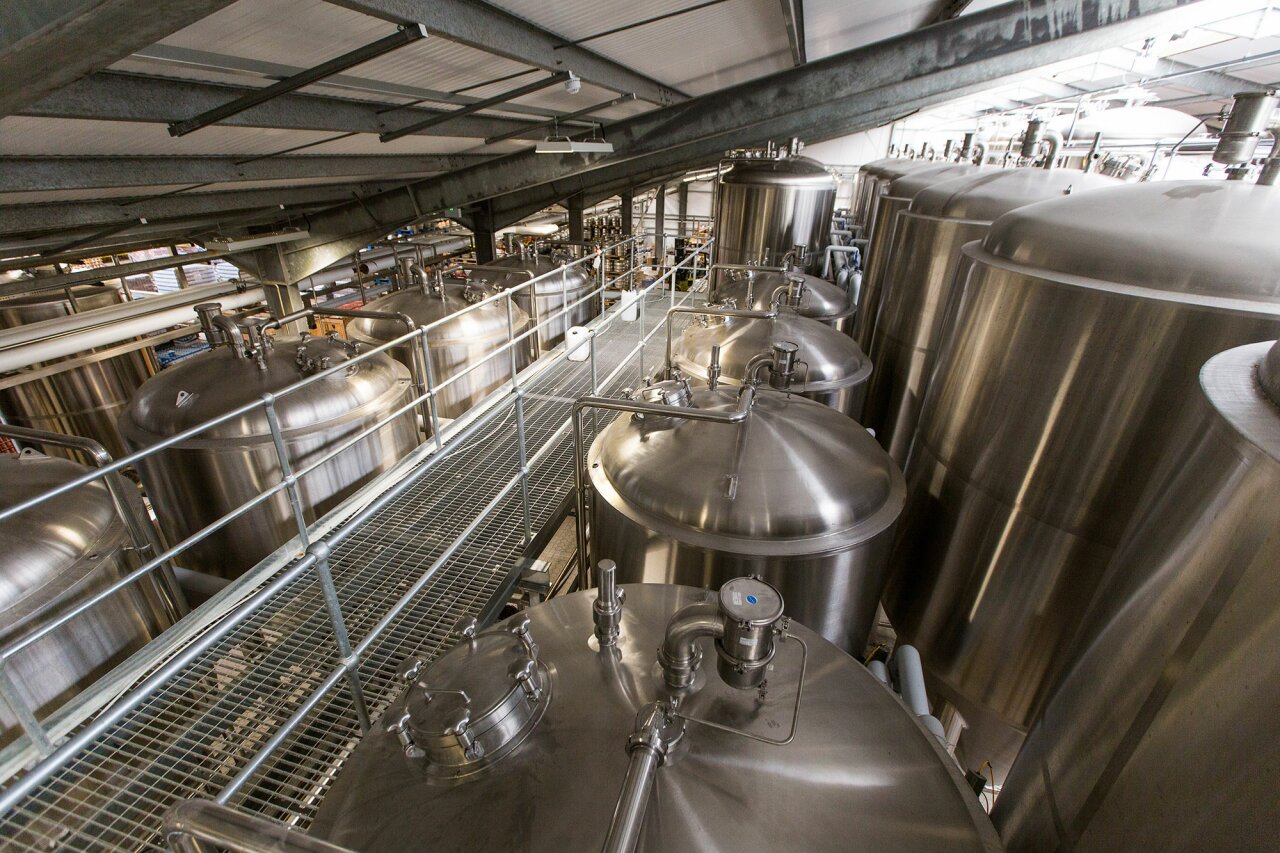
802;127;893;168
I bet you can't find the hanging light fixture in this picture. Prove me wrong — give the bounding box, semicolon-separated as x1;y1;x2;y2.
536;120;614;154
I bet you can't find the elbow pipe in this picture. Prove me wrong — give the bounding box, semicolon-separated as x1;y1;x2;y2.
163;799;349;853
1040;129;1063;169
821;244;863;280
209;314;246;358
657;601;724;689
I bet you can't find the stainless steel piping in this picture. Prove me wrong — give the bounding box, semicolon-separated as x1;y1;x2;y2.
662;305;777;375
163;798;351;853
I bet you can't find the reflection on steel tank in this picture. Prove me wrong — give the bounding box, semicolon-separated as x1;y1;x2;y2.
995;336;1280;852
0;283;153;459
346;276;533;421
854;161;980;354
464;251;596;352
589;376;903;653
121;306;419;579
883;181;1280;783
311;579;1001;852
0;449;175;746
714;143;836;272
861;168;1120;464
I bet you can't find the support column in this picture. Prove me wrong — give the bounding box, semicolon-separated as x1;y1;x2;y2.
472;200;497;264
249;244;307;335
568;192;585;242
677;182;689;236
653;185;666;267
620;190;634;236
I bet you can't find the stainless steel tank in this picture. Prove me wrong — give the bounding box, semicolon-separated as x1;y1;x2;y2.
994;336;1280;852
588;379;904;652
466;253;596;351
0;284;153;459
0;449;173;746
708;266;855;333
883;181;1280;781
311;582;1001;852
347;279;533;421
714;154;836;271
862;168;1120;464
671;308;872;419
852;157;905;231
855;162;979;353
120;324;419;579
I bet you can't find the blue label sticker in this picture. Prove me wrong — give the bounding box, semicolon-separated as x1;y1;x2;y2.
746;594;758;605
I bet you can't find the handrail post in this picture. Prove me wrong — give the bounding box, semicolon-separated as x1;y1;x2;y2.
308;542;371;733
262;394;311;549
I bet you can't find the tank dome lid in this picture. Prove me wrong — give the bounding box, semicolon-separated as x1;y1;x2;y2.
857;157;903;176
720;156;835;188
886;162;981;199
710;269;854;321
589;383;903;554
466;255;594;297
981;181;1280;303
872;158;938;182
120;334;410;442
347;281;525;344
1261;338;1280;407
0;451;119;623
673;311;869;393
911;167;1120;222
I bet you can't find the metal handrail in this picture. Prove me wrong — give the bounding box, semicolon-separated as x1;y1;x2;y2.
0;235;712;816
163;799;350;853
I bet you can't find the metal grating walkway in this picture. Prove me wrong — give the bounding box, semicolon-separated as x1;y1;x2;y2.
0;292;698;850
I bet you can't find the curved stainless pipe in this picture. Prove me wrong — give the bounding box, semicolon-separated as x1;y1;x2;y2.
657;600;723;689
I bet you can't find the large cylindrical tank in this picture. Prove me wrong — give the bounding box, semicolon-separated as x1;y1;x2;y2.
120;333;419;579
862;168;1120;464
0;450;173;746
851;157;908;231
994;337;1280;852
0;284;153;459
714;155;836;271
347;280;533;421
590;380;903;652
672;311;871;418
883;181;1280;781
855;162;979;353
311;583;1001;852
466;254;596;351
708;267;855;333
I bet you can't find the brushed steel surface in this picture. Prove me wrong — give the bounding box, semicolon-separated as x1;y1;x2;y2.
672;311;871;418
0;451;171;746
0;284;153;458
862;169;1120;464
468;256;596;351
588;384;903;652
714;156;836;271
311;584;1001;852
994;339;1280;852
346;281;533;420
120;336;419;578
709;267;855;333
884;181;1280;780
854;163;978;354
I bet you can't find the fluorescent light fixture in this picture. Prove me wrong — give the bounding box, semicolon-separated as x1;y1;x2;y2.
536;136;614;154
204;228;310;252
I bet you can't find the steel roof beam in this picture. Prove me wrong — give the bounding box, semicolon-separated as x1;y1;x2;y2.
131;44;601;123
272;0;1229;280
379;72;569;142
20;72;564;140
0;181;412;237
1;155;491;193
328;0;686;105
779;0;806;66
1147;56;1266;100
483;93;638;145
168;25;428;137
0;0;235;118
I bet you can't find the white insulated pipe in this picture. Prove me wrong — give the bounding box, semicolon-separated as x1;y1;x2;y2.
0;285;264;373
